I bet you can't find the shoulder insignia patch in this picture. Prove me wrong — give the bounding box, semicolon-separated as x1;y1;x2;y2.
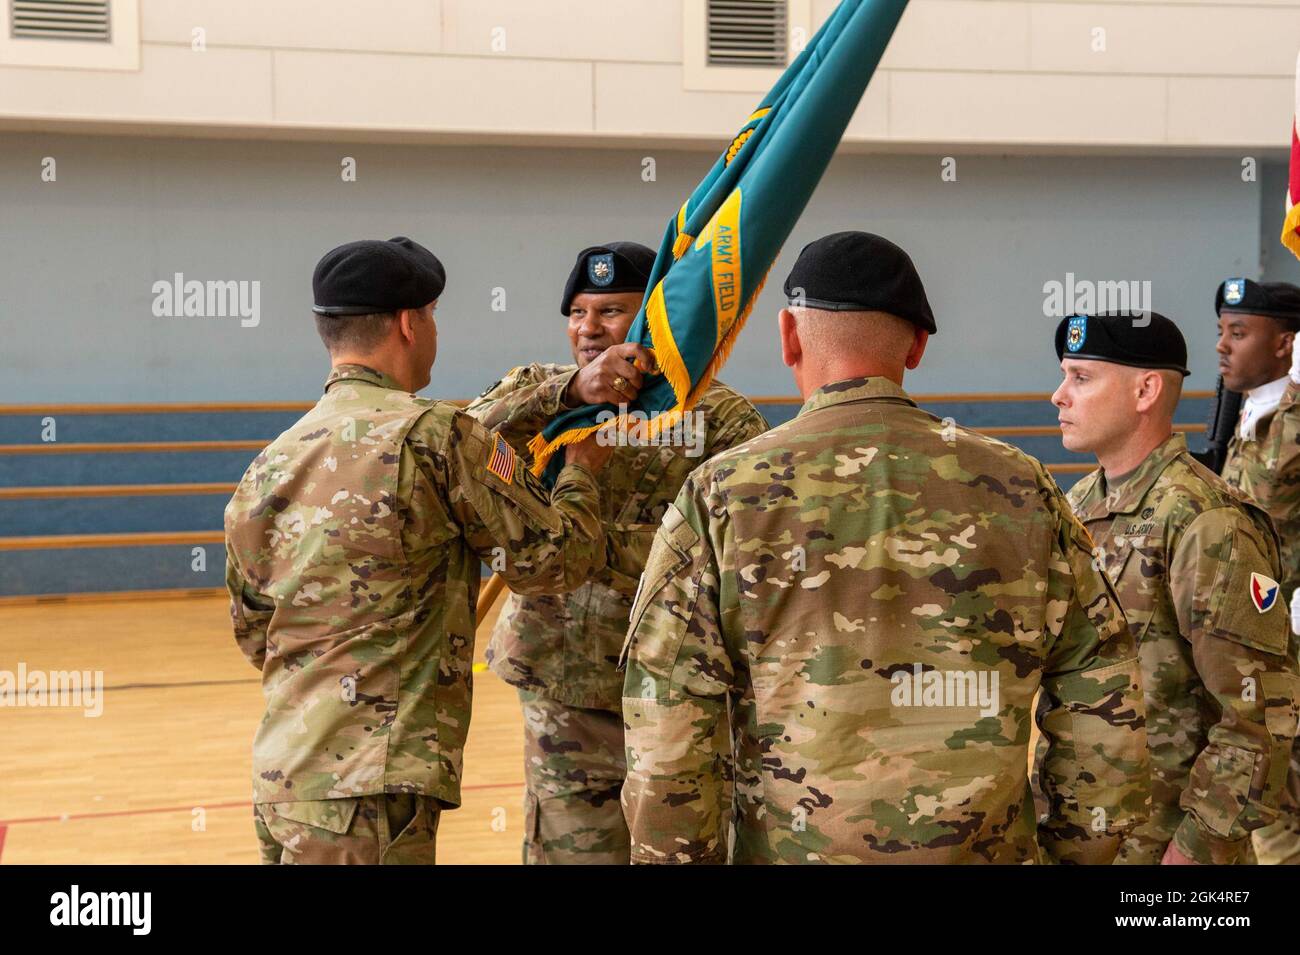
486;433;516;485
1250;571;1280;613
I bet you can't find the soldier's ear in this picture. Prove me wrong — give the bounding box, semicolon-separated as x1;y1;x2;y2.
394;308;419;346
1278;329;1295;359
1134;370;1163;414
779;308;801;368
904;329;928;370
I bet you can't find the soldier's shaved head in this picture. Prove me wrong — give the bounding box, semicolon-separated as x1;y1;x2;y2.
790;307;916;361
780;306;928;399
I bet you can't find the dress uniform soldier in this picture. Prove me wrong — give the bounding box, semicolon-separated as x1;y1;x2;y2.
1214;278;1300;864
620;232;1151;864
465;242;768;864
224;237;622;865
1053;310;1300;864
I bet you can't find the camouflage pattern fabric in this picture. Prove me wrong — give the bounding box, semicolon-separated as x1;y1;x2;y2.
466;363;766;864
254;794;440;865
224;363;609;815
1223;379;1300;600
1222;380;1300;865
1248;808;1300;865
518;688;629;864
466;362;769;710
1068;433;1300;865
621;376;1150;864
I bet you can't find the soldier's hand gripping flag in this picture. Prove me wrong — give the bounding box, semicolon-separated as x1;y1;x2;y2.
527;0;910;478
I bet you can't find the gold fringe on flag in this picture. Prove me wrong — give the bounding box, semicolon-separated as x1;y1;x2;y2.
1283;202;1300;260
527;265;773;476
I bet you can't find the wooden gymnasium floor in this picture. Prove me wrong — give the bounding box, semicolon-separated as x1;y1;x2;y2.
0;593;525;865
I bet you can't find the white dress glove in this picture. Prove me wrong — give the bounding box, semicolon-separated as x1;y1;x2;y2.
1291;587;1300;636
1290;333;1300;385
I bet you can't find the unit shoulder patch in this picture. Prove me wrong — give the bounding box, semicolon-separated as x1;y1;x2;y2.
1251;571;1280;613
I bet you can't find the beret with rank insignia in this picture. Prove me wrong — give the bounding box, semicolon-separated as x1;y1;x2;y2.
560;242;656;315
1214;277;1300;330
1054;311;1190;376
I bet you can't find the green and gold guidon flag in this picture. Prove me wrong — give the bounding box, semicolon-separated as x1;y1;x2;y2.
528;0;910;478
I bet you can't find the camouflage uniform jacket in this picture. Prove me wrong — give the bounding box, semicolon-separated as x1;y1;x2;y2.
621;376;1150;864
1068;433;1300;864
224;364;610;807
1222;378;1300;601
465;362;768;711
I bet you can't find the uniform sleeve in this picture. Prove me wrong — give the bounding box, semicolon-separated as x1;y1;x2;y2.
620;477;732;864
597;400;767;598
224;546;273;671
463;364;578;463
1037;491;1152;865
702;397;769;461
435;409;607;596
598;522;660;596
1167;506;1299;864
1257;395;1300;599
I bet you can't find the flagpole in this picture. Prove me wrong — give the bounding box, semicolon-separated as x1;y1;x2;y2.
475;572;507;629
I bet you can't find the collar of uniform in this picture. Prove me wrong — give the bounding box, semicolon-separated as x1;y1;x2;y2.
797;376;916;418
1239;375;1289;440
324;363;406;393
1086;432;1189;516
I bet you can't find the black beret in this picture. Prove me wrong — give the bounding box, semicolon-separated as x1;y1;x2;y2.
1214;278;1300;329
1054;311;1190;377
782;231;936;334
312;236;445;316
560;242;656;316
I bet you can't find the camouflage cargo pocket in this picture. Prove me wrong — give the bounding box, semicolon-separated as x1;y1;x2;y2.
380;796;440;865
267;798;361;834
1183;744;1258;839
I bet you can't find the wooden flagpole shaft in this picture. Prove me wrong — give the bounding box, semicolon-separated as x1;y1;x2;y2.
475;572;508;625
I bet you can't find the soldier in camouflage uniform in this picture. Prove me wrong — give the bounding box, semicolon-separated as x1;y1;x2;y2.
465;242;768;864
1214;278;1300;864
620;232;1151;864
225;237;622;865
1053;309;1300;864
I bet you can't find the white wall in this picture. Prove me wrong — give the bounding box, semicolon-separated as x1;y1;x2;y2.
0;132;1266;403
0;0;1295;150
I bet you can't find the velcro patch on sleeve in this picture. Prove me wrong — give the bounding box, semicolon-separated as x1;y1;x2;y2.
485;434;516;485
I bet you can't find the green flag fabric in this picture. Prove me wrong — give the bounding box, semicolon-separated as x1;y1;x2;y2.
529;0;910;478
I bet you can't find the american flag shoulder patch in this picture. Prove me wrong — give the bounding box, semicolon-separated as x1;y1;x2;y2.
485;434;515;485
